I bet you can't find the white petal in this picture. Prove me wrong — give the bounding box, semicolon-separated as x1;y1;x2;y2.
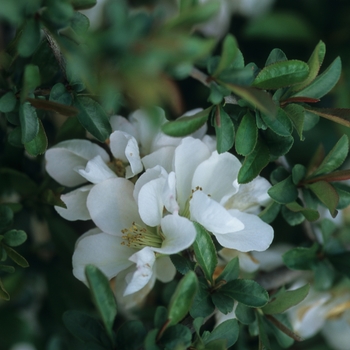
142;146;176;173
124;137;143;178
76;155;117;184
124;247;156;296
155;256;176;283
45;140;109;187
162;172;179;214
190;191;244;234
72;231;135;283
322;318;350;350
215;210;273;252
192;151;241;204
110;115;137;138
174;137;211;209
152;214;196;254
134;166;167;203
201;135;217;152
55;185;93;221
219;249;260;273
87;178;141;235
138;178;165;227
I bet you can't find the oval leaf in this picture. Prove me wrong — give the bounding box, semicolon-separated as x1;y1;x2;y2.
24;119;48;156
0;91;17;113
261;107;293;137
235;111;257;156
18;18;41;57
3;230;27;247
19;101;39;143
214;105;235;153
213;34;238;77
3;245;29;268
268;175;298;204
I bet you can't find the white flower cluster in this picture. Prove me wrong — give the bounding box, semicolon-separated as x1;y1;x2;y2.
45;107;274;308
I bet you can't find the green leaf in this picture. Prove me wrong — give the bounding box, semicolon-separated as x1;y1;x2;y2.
235;111;257;156
268;176;298;204
211;292;235;314
0;265;15;273
285;202;319;221
85;265;117;342
0;205;14;232
220;83;277;116
168;271;198;326
63;310;111;346
213;34;237;77
74;96;112;142
3;245;29;267
258;201;281;224
334;183;350;209
328;252;350;278
214;105;234;153
50;83;73;106
313;260;334;290
161;324;192;349
162;107;210;137
282;244;319;270
235;303;256;325
71;0;96;10
264;314;295;348
215;257;239;284
0;91;17;113
292;164;306;185
238;140;270;184
170;254;195;275
261;107;293;137
193;223;217;284
264;129;294;157
220;279;269;308
154;306;168;329
307;181;339;217
24;119;48;156
284;103;305;140
18;18;41;57
190;277;215;318
312;135;349;176
293;57;341;99
265;48;288;66
252;60;309;90
304;107;350;128
262;284;310;314
116;321;147;350
3;230;27;247
19;102;39;143
205;319;239;348
0;279;10;301
290;40;326;93
320;218;337;244
20;64;40;102
281;206;305;226
303;110;319;131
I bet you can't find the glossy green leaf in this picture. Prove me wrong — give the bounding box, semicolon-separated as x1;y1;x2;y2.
74;96;111;142
18;18;41;57
208;83;224;105
265;48;287;66
161;324;192;349
235;303;256;325
262;284;310;314
205;319;239;348
284;103;305;140
225;85;277;118
281;206;305;226
168;271;198;326
238;140;270;184
292;164;306;185
85;265;117;342
116;320;147;350
313;135;349;176
220;279;269;308
282;244;319;270
3;230;27;247
285;201;319;221
328;252;350;278
308;181;339;217
268;176;298;204
264;129;294;157
0;205;13;232
303;109;319;131
0;91;17;113
190;277;214;318
290;40;326;93
193;223;217;284
19;102;39;143
50;83;73;106
0;279;10;300
71;0;96;10
170;254;195;275
252;60;309;89
214;105;234;153
162;107;210;137
261;107;293;136
3;245;29;267
235;111;257;156
24;119;48;156
258;201;281;224
293;57;341;99
213;34;237;77
257;313;271;350
211;292;235;314
20;64;40;102
215;257;239;284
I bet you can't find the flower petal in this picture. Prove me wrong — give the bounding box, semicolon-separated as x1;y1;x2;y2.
142;146;176;173
155;255;176;283
76;155;117;184
45;139;109;187
72;231;135;283
162;172;179;214
215;209;273;252
87;178;141;235
55;185;93;221
192;151;241;204
124;247;156;296
174;137;211;209
110;115;137;138
152;214;196;255
190;191;244;234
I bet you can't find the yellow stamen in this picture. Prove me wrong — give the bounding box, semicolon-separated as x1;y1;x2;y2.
121;222;162;249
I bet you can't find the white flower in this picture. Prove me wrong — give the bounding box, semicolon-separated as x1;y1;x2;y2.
141;137;273;252
72;177;196;298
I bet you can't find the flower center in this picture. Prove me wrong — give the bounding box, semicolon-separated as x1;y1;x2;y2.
181;186;210;218
121;222;163;249
325;300;350;319
108;158;126;177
